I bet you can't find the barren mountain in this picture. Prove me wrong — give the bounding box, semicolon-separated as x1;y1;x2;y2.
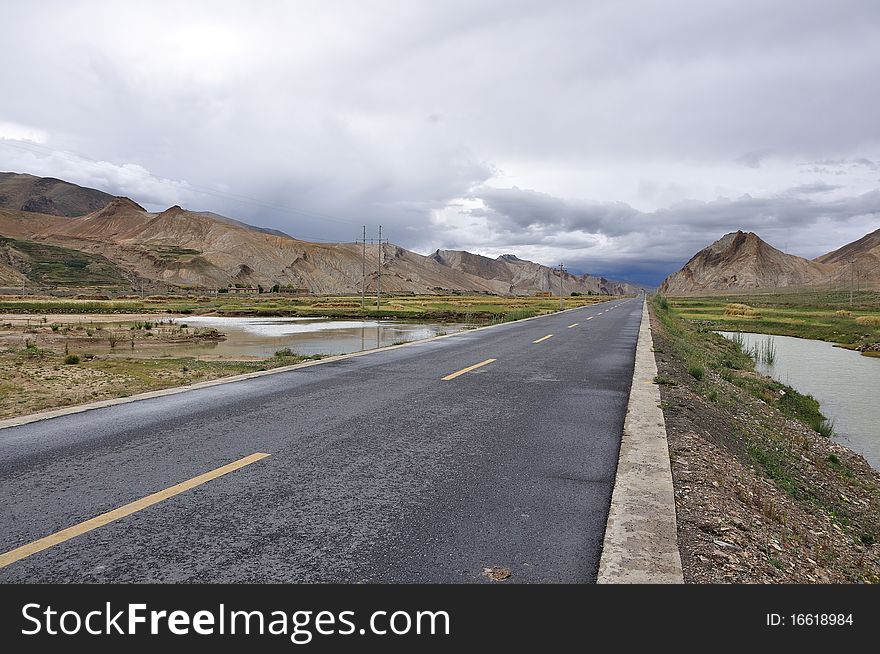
17;199;504;292
0;172;115;217
815;227;880;290
0;173;639;295
659;231;833;295
431;249;640;295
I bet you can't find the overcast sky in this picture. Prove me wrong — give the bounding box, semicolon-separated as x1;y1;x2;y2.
2;0;879;284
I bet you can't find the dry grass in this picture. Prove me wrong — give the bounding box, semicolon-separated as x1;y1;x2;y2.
835;309;853;317
724;303;762;318
855;315;880;326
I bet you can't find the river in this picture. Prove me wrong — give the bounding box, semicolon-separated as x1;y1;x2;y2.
718;332;880;470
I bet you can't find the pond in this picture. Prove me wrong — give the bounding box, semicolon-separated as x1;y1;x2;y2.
102;317;471;359
718;332;880;470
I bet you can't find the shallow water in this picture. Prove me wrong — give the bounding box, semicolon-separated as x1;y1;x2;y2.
97;316;470;359
719;331;880;470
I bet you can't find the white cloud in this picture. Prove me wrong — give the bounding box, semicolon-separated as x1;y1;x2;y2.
0;122;48;144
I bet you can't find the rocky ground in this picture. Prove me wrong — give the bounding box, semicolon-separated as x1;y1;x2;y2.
650;304;880;583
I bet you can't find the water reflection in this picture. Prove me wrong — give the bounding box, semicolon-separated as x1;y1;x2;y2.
91;316;468;360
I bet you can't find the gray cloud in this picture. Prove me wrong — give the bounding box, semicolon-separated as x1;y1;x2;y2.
736;149;772;169
453;186;880;284
785;182;843;195
1;0;879;281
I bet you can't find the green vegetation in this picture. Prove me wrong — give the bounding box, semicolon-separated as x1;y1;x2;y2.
274;348;324;361
63;354;80;365
148;246;202;259
667;291;880;355
0;293;616;322
0;299;144;314
651;295;880;573
499;308;540;322
0;237;130;287
652;294;832;438
687;363;705;380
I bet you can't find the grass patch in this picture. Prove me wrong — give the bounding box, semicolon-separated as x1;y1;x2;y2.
667;292;880;354
0;236;131;287
652;294;833;436
687;363;705;380
747;443;802;498
0;293;618;322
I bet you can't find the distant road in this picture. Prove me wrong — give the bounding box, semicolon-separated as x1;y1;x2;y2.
0;298;641;583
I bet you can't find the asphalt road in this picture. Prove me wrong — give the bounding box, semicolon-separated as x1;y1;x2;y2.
0;298;642;583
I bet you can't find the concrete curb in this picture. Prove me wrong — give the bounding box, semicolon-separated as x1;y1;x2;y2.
0;301;602;431
597;299;683;583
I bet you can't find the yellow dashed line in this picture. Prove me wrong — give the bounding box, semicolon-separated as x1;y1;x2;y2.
0;452;271;569
441;358;497;381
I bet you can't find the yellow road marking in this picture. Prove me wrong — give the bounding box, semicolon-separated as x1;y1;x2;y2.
567;323;578;328
533;334;553;343
0;452;271;569
441;358;497;381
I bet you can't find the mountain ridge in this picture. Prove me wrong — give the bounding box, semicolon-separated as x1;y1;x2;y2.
659;229;879;294
0;172;640;295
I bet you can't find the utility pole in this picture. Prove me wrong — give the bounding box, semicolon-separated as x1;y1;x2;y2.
376;225;383;310
849;258;855;307
361;225;366;309
557;263;566;310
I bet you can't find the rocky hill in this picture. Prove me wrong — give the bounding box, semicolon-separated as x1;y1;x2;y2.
659;231;833;295
0;172;115;217
431;249;640;295
0;172;638;295
814;227;880;290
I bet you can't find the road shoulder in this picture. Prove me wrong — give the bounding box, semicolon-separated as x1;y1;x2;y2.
597;299;684;583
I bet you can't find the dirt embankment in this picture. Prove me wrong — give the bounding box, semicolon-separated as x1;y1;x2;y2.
650;302;879;583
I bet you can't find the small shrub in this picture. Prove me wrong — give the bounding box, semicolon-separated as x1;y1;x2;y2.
50;323;60;332
816;418;835;438
860;533;876;546
275;348;296;358
63;354;80;365
653;375;676;386
826;453;840;465
707;389;718;402
688;364;705;380
835;309;852;317
503;308;538;322
855;315;880;327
